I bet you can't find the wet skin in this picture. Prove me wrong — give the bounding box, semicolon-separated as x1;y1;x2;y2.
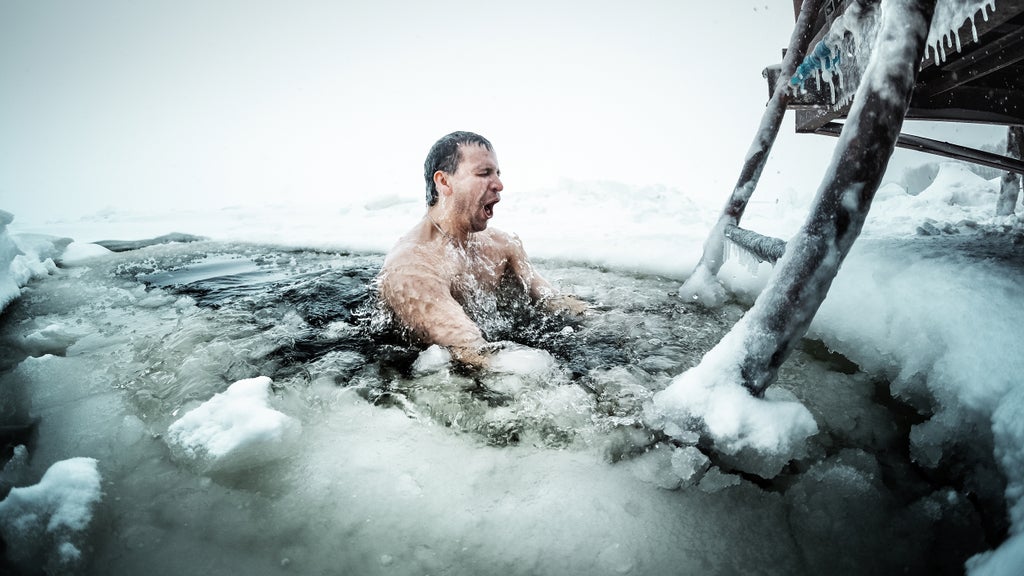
377;143;586;367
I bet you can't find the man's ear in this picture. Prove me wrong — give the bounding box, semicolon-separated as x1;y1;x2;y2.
433;171;451;196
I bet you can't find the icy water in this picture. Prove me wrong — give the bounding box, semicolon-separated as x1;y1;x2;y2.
0;240;1002;575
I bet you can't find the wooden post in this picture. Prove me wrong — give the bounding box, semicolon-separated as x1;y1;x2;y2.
732;0;938;396
685;0;824;284
996;126;1023;216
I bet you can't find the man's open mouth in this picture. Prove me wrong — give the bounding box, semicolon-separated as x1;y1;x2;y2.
484;202;497;218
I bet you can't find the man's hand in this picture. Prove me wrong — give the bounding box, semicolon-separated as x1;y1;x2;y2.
542;294;590;316
450;345;491;370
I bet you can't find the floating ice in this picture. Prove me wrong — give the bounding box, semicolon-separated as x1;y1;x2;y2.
165;376;302;474
488;343;557;375
0;456;102;573
671;445;712;486
20;323;89;357
411;344;452;375
968;532;1024;576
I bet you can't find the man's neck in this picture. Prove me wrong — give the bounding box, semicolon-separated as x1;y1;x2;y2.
426;210;469;246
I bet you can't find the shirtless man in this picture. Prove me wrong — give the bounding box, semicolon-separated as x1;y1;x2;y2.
377;131;587;368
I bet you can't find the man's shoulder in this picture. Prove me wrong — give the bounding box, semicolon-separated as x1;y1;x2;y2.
475;227;520;247
383;239;435;269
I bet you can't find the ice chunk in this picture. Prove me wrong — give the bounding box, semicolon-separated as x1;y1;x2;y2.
412;344;452;375
165;376;301;474
20;323;88;356
0;210;24;314
697;467;741;493
625;443;681;490
0;457;102;573
670;446;711;486
488;343;556;375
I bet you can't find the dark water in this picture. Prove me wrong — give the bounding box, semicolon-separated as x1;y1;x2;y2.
116;242;739;450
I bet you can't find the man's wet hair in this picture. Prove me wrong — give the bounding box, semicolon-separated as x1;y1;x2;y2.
424;131;493;206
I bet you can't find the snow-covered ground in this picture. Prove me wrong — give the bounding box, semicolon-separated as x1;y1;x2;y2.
2;157;1023;574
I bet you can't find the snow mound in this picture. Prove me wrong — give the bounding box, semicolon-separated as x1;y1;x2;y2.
678;265;729;308
1;211;71;315
0;209;22;313
917;162;997;207
0;457;103;573
165;376;302;474
647;327;818;479
59;241;113;265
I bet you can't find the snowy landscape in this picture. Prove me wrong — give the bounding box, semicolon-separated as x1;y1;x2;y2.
3;0;1024;575
2;157;1023;575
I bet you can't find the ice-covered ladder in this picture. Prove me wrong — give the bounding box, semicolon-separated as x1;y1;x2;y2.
685;0;942;397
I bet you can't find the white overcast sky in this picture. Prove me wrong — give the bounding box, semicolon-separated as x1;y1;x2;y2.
0;0;1003;223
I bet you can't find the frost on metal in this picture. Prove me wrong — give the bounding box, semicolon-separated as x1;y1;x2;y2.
681;0;939;400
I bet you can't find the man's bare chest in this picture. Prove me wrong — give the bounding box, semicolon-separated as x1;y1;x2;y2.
445;247;509;296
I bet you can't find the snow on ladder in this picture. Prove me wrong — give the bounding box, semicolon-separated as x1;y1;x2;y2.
683;0;942;396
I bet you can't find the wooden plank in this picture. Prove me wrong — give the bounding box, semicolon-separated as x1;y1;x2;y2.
908;86;1024;125
919;0;1024;73
916;24;1024;97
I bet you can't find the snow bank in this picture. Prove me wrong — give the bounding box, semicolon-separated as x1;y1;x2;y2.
0;457;103;573
0;209;22;312
967;385;1024;575
807;187;1024;573
0;210;70;315
165;376;302;474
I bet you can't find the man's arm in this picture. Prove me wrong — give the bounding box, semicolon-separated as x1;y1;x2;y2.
503;233;589;315
378;257;490;366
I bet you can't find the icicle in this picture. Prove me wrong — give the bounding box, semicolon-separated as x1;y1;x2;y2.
926;0;999;61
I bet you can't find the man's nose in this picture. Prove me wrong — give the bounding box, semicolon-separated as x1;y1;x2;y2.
493;176;504;193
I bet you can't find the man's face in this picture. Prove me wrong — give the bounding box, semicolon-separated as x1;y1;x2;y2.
447;144;503;233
